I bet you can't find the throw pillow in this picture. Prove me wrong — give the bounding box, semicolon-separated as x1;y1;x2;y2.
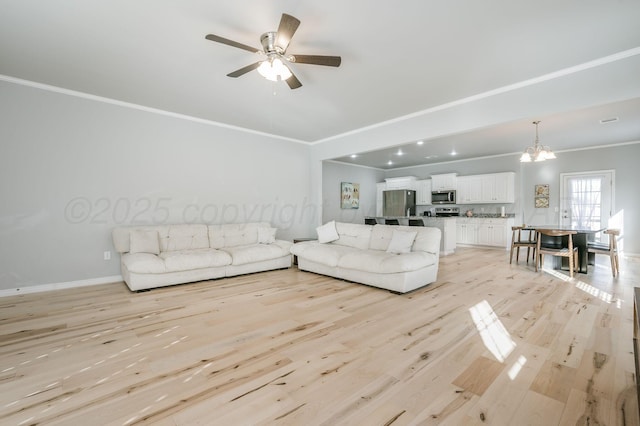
258;227;277;244
386;230;417;254
130;230;160;255
316;220;339;244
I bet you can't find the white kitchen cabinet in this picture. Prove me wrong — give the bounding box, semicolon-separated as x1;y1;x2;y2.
415;179;432;205
385;176;417;189
456;219;478;245
456;217;513;248
457;176;482;204
457;172;515;204
481;172;515;203
477;219;508;247
430;173;457;191
376;182;386;217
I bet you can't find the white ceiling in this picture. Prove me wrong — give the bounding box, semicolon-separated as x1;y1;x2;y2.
2;1;639;169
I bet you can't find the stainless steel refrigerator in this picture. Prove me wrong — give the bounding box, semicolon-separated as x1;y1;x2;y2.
383;190;416;217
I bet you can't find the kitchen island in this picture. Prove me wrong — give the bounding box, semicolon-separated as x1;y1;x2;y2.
364;216;456;255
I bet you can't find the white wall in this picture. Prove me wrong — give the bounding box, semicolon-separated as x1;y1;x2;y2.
321;161;386;225
0;81;314;291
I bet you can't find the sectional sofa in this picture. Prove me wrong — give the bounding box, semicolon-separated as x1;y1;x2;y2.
112;222;292;291
290;221;441;293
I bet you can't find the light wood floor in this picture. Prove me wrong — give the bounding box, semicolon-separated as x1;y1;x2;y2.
1;248;638;425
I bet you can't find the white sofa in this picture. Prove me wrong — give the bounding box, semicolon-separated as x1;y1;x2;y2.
112;222;292;291
290;221;441;293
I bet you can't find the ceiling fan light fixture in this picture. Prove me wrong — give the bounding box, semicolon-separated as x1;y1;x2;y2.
520;121;555;163
257;57;292;82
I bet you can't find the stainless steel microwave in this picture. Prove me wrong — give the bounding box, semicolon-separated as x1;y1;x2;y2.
431;190;456;204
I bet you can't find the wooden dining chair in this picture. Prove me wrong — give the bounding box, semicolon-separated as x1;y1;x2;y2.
536;229;579;278
587;228;620;277
509;226;537;264
385;219;400;225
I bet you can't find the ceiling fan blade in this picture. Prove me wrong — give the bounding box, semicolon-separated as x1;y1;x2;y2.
286;72;302;90
275;13;301;52
291;54;341;67
205;34;260;53
227;62;261;78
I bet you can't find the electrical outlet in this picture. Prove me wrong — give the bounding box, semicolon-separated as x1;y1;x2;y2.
103;251;111;261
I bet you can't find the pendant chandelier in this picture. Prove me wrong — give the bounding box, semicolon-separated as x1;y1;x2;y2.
520;120;556;162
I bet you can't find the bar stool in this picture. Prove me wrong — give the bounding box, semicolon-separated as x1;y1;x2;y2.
509;226;537;264
409;219;424;226
536;229;579;278
385;219;399;225
588;229;620;277
364;218;377;225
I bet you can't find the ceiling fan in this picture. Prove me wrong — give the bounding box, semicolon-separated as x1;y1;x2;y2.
205;13;341;89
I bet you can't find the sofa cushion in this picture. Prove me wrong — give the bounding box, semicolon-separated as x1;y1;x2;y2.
208;223;272;248
163;225;210;252
386;230;417;254
223;243;290;266
332;222;372;250
338;251;437;274
369;225;396;251
122;253;166;274
369;225;440;254
159;248;231;272
412;227;441;254
290;241;358;267
129;230;160;255
258;227;277;244
316;221;340;244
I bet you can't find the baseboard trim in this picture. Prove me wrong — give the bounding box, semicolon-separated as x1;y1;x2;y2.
0;275;123;298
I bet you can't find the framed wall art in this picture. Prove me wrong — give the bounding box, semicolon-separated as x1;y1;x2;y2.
341;182;360;209
535;184;549;208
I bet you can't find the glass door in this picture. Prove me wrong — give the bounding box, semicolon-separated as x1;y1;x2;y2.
560;170;614;239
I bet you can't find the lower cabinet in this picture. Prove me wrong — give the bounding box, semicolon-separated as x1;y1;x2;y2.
456;218;513;248
456;222;478;245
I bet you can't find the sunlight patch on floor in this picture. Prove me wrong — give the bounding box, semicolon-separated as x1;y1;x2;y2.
574;280;614;304
541;267;573;282
508;355;527;380
469;300;516;363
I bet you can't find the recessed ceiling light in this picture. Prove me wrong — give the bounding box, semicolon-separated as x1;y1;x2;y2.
350;154;358;158
387;161;393;165
417;140;424;145
396;150;403;156
451;150;457;156
424;155;438;159
600;117;619;124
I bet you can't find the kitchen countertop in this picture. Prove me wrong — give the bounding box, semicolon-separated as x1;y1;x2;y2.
457;214;515;218
365;216;457;220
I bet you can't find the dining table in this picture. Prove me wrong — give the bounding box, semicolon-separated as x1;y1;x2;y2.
523;225;605;274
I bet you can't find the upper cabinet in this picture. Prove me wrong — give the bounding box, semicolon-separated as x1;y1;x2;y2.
415;179;432;205
482;172;515;203
457;172;515;204
385;176;417;190
457;176;482;204
431;173;457;191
